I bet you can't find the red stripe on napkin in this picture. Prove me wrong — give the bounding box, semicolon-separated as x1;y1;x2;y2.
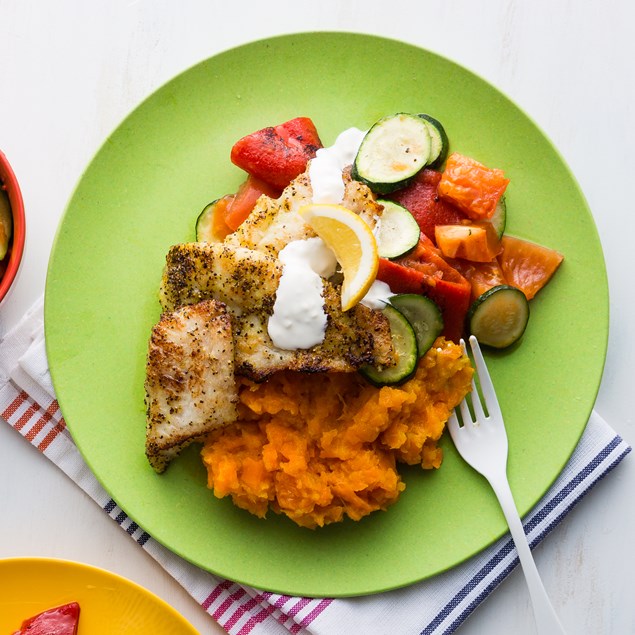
13;401;40;432
298;599;332;628
38;415;67;452
202;579;234;611
1;390;28;420
237;609;274;635
25;399;59;442
1;388;66;454
213;586;248;621
224;595;263;631
286;598;311;618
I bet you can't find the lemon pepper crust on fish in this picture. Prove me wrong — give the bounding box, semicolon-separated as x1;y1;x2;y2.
145;299;238;473
159;241;395;381
160;242;282;315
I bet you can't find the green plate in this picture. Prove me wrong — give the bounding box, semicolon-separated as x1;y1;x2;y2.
45;33;607;597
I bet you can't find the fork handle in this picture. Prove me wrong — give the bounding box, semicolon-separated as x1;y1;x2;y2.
489;476;567;635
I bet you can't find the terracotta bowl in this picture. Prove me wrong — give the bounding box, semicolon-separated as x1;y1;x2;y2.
0;150;26;306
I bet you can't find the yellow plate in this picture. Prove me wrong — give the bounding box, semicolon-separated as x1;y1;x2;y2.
0;558;198;634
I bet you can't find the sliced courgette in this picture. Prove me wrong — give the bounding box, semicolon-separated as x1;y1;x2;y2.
0;187;12;261
490;196;507;239
352;113;431;194
389;294;443;357
467;284;529;348
418;114;449;169
359;304;418;386
376;200;420;259
195;196;231;243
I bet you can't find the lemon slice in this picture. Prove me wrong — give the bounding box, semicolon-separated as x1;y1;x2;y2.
298;203;379;311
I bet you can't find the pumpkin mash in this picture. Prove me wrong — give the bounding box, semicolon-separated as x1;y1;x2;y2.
201;337;472;528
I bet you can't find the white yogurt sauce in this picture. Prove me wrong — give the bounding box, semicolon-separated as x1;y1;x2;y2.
361;279;394;310
269;127;382;350
267;238;338;350
309;127;367;204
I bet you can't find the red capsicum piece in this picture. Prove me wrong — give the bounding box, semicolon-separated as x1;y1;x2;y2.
230;117;323;190
377;237;471;342
223;175;281;231
425;277;471;343
377;258;429;295
388;168;467;244
12;602;80;635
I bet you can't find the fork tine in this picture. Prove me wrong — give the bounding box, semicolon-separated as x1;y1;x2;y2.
461;338;486;423
447;410;461;436
469;375;487;423
455;339;476;425
458;391;474;425
468;335;502;420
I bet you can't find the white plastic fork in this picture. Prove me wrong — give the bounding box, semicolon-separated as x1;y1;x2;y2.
447;335;566;635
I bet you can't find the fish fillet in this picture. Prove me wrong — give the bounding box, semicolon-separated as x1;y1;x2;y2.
159;241;395;381
145;299;237;473
159;242;281;314
224;169;383;257
232;284;395;381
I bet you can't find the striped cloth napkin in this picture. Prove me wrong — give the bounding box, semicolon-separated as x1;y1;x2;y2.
0;296;631;635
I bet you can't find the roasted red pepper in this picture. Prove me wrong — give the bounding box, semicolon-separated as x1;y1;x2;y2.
223;175;281;231
377;258;429;295
12;602;80;635
388;169;466;244
230;117;323;189
377;237;471;342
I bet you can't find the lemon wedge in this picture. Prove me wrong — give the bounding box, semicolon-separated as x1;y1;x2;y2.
298;203;379;311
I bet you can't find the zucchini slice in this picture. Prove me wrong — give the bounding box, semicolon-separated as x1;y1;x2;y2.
468;284;529;348
490;196;507;239
418;114;449;169
359;304;418;386
375;200;420;259
195;196;232;243
352;113;431;194
389;293;443;357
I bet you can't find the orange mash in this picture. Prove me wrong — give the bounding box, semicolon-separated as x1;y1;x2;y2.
201;337;472;528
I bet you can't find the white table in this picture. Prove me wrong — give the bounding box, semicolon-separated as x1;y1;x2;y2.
1;2;633;633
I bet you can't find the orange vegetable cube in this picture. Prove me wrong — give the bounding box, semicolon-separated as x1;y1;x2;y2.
435;222;501;262
438;153;509;220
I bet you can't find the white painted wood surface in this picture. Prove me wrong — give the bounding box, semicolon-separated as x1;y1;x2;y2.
1;1;633;633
